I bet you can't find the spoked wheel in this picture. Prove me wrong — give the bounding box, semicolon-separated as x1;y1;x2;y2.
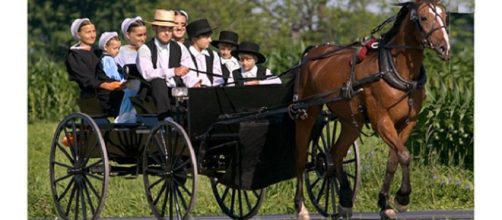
49;112;109;220
143;120;198;220
304;114;361;218
210;177;266;220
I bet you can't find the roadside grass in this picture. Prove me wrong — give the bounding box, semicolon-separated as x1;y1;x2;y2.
28;122;473;219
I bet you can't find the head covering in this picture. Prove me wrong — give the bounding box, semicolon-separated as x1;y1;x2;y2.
121;16;143;35
231;41;266;64
98;32;119;50
70;18;90;40
211;31;239;48
151;9;176;27
176;10;189;21
186;18;216;38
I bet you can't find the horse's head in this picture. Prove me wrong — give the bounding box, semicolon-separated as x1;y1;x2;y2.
412;0;450;60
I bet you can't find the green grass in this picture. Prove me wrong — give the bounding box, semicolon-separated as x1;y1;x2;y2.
28;122;473;219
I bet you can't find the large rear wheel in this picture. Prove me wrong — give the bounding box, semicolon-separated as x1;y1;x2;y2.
304;113;361;218
49;112;109;220
143;120;198;220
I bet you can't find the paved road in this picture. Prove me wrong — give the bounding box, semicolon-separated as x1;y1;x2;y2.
102;209;474;220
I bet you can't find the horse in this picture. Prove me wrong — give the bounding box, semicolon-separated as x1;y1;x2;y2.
293;0;450;219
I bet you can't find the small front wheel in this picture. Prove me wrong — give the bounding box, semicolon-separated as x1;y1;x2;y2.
210;177;265;220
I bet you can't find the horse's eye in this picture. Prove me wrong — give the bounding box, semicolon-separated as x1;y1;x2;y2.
420;16;427;21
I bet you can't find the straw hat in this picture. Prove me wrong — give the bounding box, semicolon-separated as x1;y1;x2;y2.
151;9;175;27
231;41;266;64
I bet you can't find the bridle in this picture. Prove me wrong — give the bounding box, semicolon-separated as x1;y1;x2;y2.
409;2;448;49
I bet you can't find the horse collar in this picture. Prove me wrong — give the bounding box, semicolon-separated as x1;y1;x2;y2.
378;44;425;91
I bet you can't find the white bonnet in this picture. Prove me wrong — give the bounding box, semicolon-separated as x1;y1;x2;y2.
70;18;90;40
98;32;119;50
121;16;143;36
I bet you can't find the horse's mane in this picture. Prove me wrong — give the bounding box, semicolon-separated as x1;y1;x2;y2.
380;2;416;45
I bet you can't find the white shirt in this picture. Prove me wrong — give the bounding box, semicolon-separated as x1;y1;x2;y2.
221;56;240;72
228;65;281;86
136;39;199;87
188;46;224;86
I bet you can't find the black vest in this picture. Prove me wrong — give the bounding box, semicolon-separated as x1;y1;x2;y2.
145;38;184;86
188;47;215;84
231;66;267;86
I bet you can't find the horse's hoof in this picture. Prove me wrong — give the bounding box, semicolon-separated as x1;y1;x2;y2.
380;208;397;220
297;212;311;220
338;205;353;218
394;197;409;212
296;203;311;220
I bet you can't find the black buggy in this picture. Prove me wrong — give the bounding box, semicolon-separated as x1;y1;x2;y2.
49;80;361;220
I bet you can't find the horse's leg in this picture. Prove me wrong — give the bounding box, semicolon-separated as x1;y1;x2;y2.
371;116;411;220
332;121;362;217
295;105;322;220
391;120;417;212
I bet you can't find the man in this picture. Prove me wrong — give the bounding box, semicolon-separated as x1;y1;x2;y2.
173;10;188;45
136;9;199;120
186;18;224;87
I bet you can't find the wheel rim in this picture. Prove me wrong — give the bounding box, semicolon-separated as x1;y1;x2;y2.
49;113;109;220
304;116;360;218
210;177;265;220
143;121;198;220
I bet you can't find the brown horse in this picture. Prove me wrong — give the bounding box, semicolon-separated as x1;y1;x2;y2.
293;0;450;219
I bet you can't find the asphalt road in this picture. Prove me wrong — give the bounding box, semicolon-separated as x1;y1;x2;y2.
102;209;474;220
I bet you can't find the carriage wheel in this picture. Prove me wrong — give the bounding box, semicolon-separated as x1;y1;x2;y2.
210;177;265;220
143;120;198;220
49;112;109;220
304;114;361;218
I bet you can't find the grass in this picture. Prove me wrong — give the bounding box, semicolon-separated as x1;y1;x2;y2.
28;122;473;219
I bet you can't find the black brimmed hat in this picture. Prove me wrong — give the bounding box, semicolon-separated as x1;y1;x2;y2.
186;18;215;38
231;41;266;64
211;31;239;48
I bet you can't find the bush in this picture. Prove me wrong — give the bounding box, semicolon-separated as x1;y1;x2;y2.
408;47;474;170
28;58;79;123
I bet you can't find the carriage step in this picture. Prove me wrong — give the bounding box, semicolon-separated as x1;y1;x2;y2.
109;165;139;176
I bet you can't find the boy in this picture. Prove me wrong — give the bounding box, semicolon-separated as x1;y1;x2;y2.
230;41;281;86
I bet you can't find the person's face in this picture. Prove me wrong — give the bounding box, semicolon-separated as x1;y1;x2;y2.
78;24;96;46
126;26;147;49
173;15;187;40
155;25;174;44
238;54;257;72
218;43;234;59
105;39;121;57
193;34;212;51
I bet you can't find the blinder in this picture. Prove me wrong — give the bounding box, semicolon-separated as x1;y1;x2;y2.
408;2;448;49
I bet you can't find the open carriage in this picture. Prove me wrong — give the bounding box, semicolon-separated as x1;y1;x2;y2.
49;81;360;220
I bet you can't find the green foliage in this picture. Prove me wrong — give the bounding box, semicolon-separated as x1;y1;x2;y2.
28;58;79;123
407;14;474;170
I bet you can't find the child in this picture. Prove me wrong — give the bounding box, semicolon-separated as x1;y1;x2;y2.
186;18;224;86
230;41;281;86
97;32;135;123
211;30;240;84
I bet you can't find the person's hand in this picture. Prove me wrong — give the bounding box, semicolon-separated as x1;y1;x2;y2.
244;80;260;86
191;79;202;88
174;66;189;76
99;81;123;91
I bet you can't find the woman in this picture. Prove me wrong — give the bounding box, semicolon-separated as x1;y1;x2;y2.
65;18;124;116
